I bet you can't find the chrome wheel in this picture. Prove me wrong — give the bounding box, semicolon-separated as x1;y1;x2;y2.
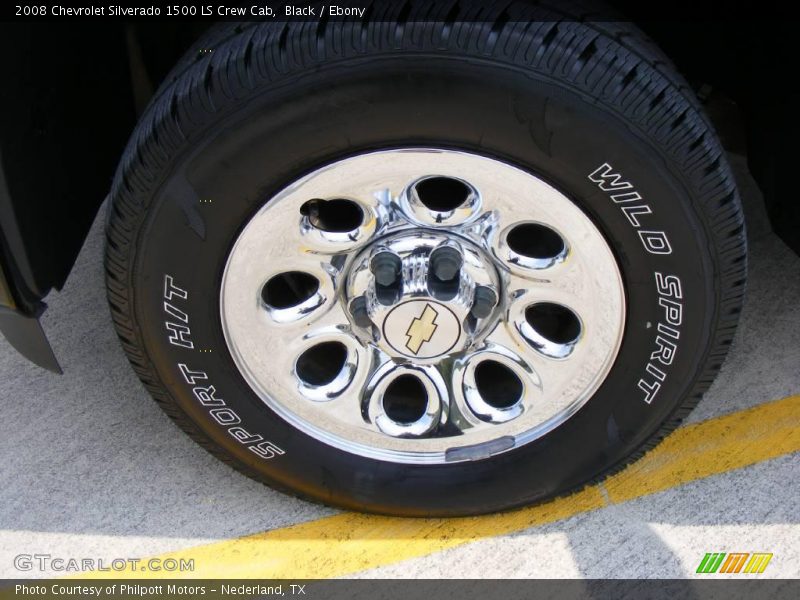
220;149;626;464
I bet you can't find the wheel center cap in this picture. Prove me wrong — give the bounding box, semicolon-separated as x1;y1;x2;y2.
383;300;462;359
345;230;501;362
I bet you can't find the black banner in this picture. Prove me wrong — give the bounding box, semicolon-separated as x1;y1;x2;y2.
2;580;800;600
3;0;798;23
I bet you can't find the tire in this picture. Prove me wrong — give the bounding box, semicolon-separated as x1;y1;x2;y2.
105;2;746;516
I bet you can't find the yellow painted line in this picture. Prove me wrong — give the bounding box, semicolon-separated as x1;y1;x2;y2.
75;394;800;580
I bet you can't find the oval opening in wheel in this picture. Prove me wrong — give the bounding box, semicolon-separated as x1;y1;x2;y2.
474;360;523;409
507;223;566;261
414;176;472;212
300;198;364;232
295;341;348;387
525;303;581;345
382;374;428;424
261;272;319;309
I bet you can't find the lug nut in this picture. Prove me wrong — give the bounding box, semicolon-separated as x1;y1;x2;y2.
471;286;497;319
430;246;463;281
370;251;402;287
349;296;372;328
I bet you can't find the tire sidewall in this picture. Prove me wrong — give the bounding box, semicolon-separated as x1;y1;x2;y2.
132;55;715;515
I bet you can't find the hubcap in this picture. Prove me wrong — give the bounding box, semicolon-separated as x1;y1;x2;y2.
346;230;501;362
220;149;626;464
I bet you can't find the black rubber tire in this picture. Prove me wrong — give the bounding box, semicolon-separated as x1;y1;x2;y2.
105;2;747;516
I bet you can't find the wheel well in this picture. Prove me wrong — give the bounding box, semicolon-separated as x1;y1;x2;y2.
614;15;800;255
0;23;206;309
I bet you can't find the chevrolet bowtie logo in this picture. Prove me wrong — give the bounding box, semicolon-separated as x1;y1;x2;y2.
405;304;439;355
